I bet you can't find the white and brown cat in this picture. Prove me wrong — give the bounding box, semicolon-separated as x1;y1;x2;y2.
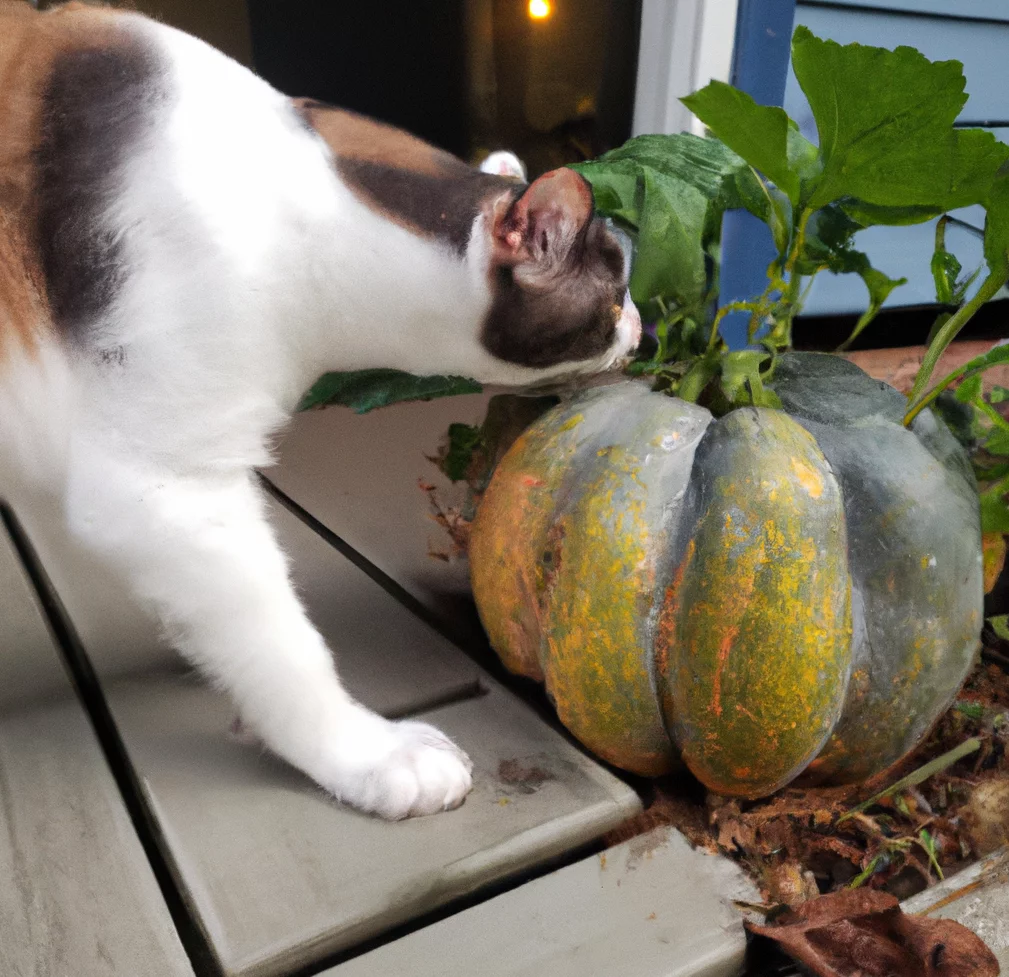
0;1;640;818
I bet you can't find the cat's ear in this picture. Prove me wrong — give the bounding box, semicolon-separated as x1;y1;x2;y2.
492;168;594;267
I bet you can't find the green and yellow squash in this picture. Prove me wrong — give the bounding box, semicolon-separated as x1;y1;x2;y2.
469;353;983;796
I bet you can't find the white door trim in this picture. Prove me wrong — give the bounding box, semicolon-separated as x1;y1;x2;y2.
632;0;739;136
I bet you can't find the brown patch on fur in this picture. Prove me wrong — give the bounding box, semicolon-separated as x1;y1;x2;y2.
0;1;149;359
0;211;48;358
295;99;517;252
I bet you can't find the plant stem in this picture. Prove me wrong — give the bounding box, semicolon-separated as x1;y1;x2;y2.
904;269;1008;424
706;301;756;353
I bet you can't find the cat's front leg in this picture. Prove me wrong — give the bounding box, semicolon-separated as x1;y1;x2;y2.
65;459;472;818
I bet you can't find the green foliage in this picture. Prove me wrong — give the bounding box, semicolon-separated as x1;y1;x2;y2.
680;81;799;204
300;24;1009;546
577;28;1009;530
440;423;484;482
572;133;763;318
297;370;482;414
576;28;1008;417
931;218;981;308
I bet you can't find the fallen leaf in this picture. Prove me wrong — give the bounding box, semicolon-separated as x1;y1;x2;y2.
747;888;1000;976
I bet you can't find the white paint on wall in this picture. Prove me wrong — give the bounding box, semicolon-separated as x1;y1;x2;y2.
632;0;738;136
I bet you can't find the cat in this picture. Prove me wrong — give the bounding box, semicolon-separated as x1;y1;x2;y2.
0;1;640;819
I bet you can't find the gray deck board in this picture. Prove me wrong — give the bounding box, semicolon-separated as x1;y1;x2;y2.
33;495;641;977
331;826;758;977
0;522;194;977
267;394;492;628
103;671;640;977
904;847;1009;968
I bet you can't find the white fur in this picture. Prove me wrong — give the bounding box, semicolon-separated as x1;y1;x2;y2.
0;14;638;819
479;150;527;182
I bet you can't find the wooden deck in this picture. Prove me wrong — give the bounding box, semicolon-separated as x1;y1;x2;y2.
11;399;1004;976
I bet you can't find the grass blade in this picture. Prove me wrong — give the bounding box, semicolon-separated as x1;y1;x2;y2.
837;738;981;823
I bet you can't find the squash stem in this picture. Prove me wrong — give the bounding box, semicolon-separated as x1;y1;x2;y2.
904;269;1008;425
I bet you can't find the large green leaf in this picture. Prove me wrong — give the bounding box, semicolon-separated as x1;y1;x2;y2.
298;370;482;413
572;158;642;229
681;81;800;204
573;132;774;312
629;168;709;309
791;26;1004;212
579;132;762;212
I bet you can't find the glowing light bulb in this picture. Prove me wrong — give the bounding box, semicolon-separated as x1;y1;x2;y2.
528;0;552;20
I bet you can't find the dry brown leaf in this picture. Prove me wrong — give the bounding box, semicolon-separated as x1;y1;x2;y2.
763;859;820;906
747;888;1000;977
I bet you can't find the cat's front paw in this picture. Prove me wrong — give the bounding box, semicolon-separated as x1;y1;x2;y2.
321;712;474;820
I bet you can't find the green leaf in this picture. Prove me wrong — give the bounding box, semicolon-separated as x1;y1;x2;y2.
932;249;963;306
798;205;861;272
848;853;886;889
799;210;906;347
991;386;1009;404
985;427;1009;455
580;132;755;207
766;188;793;257
791;26;1005;212
984;163;1009;276
677;352;721;403
681;81;800;204
629;168;709;309
573;133;770;313
955;372;983;404
954;700;985;720
981;485;1009;534
917;828;944;880
570;158;641;228
839;200;945;227
297;370;482;413
990;615;1009;641
440;423;483;482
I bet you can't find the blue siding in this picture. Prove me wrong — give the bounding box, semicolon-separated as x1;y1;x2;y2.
718;0;798;349
818;0;1009;22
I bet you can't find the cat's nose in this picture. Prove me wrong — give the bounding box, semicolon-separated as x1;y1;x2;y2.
617;290;642;352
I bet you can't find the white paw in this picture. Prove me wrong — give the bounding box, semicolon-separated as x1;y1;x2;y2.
318;710;474;820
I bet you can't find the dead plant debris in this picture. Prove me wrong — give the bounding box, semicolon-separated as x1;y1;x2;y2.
746;888;1000;976
606;655;1009;912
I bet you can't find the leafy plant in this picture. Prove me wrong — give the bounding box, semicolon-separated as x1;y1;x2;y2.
573;27;1009;416
565;26;1009;529
303;29;1009;532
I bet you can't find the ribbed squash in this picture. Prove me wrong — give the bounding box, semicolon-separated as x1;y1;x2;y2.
469;353;984;797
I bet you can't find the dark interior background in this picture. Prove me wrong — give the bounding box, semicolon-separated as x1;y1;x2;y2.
246;0;641;177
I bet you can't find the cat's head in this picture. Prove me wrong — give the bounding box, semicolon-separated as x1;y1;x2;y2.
295;102;640;388
479;166;641;381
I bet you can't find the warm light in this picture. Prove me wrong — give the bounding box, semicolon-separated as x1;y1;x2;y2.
528;0;552;20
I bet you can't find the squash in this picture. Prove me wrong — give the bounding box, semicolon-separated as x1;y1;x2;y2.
469;353;984;797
